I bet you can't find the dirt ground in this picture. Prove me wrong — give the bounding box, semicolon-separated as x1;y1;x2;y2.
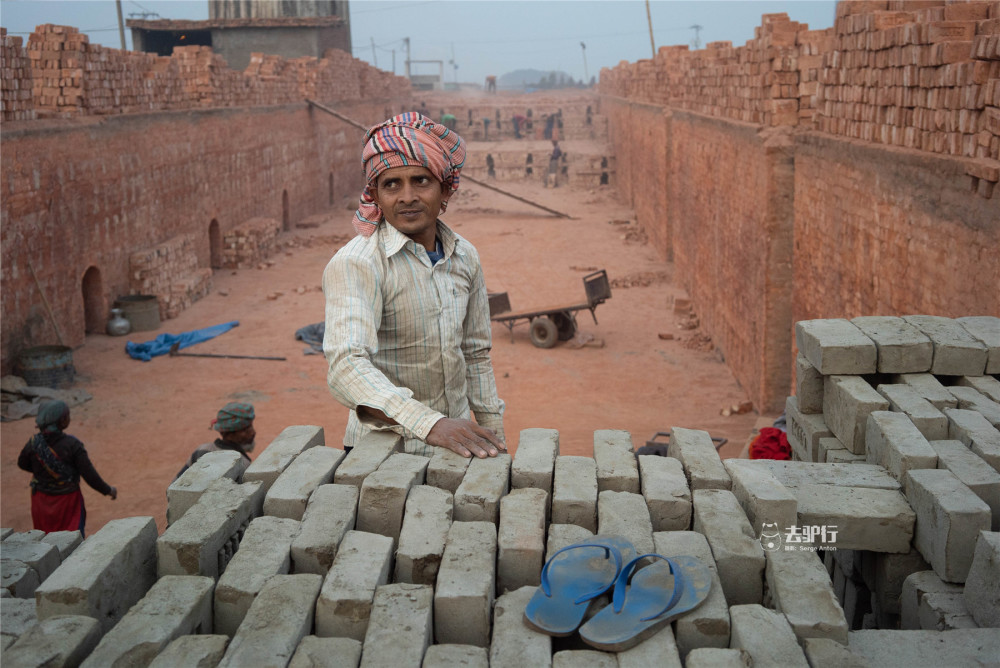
1;135;766;535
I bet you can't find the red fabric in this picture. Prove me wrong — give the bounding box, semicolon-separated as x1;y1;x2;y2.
749;427;791;460
31;488;85;533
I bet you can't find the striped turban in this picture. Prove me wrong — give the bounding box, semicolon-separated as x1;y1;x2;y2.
212;402;254;433
353;112;466;237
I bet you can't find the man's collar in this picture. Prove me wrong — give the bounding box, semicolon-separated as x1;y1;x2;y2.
379;219;460;259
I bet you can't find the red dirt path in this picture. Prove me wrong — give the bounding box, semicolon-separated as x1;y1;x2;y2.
1;141;763;535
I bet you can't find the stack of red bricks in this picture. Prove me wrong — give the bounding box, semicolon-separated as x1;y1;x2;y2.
221;218;281;270
797;28;838;127
1;28;35;121
304;48;363;100
25;24;88;116
129;233;213;321
815;0;1000;160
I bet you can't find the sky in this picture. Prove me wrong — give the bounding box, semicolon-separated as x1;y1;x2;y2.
0;0;837;84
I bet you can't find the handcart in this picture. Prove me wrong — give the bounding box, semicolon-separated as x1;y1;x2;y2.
488;270;612;348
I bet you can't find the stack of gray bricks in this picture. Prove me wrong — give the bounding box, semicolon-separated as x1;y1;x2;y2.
3;325;1000;667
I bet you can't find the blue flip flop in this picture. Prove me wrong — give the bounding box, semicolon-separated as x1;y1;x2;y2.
523;535;637;636
579;553;712;651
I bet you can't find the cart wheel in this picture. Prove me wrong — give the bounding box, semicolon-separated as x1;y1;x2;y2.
529;316;559;348
552;312;577;341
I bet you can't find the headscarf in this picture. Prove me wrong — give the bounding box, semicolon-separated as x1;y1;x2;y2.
211;402;255;433
36;400;69;435
353;112;466;237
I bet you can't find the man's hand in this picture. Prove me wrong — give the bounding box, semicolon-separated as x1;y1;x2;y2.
108;486;118;500
427;418;506;459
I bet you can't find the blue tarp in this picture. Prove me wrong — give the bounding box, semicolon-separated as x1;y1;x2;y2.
125;321;240;361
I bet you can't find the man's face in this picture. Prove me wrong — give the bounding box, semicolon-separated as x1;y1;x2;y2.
227;423;256;451
371;165;446;250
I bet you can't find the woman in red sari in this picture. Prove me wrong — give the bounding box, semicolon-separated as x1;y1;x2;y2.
17;400;117;535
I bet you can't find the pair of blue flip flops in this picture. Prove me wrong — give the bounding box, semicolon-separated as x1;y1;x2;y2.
523;535;711;651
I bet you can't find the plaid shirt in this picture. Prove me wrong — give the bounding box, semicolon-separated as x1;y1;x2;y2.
323;220;505;456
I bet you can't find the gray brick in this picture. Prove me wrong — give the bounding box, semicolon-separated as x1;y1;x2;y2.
723;459;797;534
244;425;324;494
876;383;949;441
597;490;654;555
956;374;1000;403
848;629;1000;666
949;385;1000;429
765;549;848;644
945;407;1000;472
0;541;59;583
817;436;849;463
157;478;264;578
639;455;692;531
544;524;594;563
865;411;938;481
785;396;833;462
291;484;358;575
215;516;300;636
864;548;930;616
931;439;1000;531
824;375;889;454
1;560;39;598
903;315;989;376
900;570;963;630
426;448;471;493
793;484;914;552
264;446;344;520
851;315;933;373
489;586;552;668
956;315;1000;374
434;521;496;647
795;353;824;414
37;516;158;633
652;531;730;656
918;591;977;630
593;429;640;493
692;489;764;605
685;648;751;668
668;427;731;490
795;318;877;375
361;584;433;668
497;488;547;594
963;530;1000;628
801;638;868;668
333;431;403;487
905;468;991;583
315;531;394;640
511;428;559;494
357;454;428;544
616;626;682;668
826;449;867;464
890;373;958;410
551;456;598;531
395;485;453;585
219;574;323;668
747;459;900;491
1;597;37;641
81;576;213;667
167;449;246;525
290;636;362;668
552;649;617;667
422;644;488;668
453;454;510;523
39;531;83;561
3;615;101;668
728;604;808;667
150;635;230;668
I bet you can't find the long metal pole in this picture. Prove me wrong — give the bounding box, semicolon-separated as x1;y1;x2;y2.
116;0;126;49
645;0;656;57
370;37;377;67
305;99;573;219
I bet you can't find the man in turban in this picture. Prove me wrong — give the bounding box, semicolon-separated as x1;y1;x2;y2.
18;400;117;535
174;402;256;480
323;112;506;459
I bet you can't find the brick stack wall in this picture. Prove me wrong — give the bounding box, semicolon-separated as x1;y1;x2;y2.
0;28;35;120
0;23;412;374
600;1;1000;413
221;218;281;270
128;234;213;320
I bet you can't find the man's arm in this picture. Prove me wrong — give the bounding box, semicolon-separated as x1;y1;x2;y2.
323;251;446;441
461;260;506;444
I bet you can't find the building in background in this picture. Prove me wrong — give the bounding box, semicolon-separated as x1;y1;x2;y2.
128;0;351;70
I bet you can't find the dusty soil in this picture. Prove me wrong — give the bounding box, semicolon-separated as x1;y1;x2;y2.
1;136;765;535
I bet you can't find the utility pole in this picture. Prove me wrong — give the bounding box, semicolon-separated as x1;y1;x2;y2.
404;37;411;79
645;0;655;57
580;42;589;84
370;37;377;67
116;0;126;49
392;49;396;74
690;24;703;50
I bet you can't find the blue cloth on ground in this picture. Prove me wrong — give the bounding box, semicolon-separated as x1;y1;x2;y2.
125;321;240;361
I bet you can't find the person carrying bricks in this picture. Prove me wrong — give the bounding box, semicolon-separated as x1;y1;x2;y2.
323;112;506;460
17;400;117;535
174;402;256;480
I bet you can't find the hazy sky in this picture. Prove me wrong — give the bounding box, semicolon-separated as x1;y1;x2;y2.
1;0;836;84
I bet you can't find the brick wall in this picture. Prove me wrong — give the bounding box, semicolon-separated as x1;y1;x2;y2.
129;233;213;320
221;218;282;269
600;1;1000;412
